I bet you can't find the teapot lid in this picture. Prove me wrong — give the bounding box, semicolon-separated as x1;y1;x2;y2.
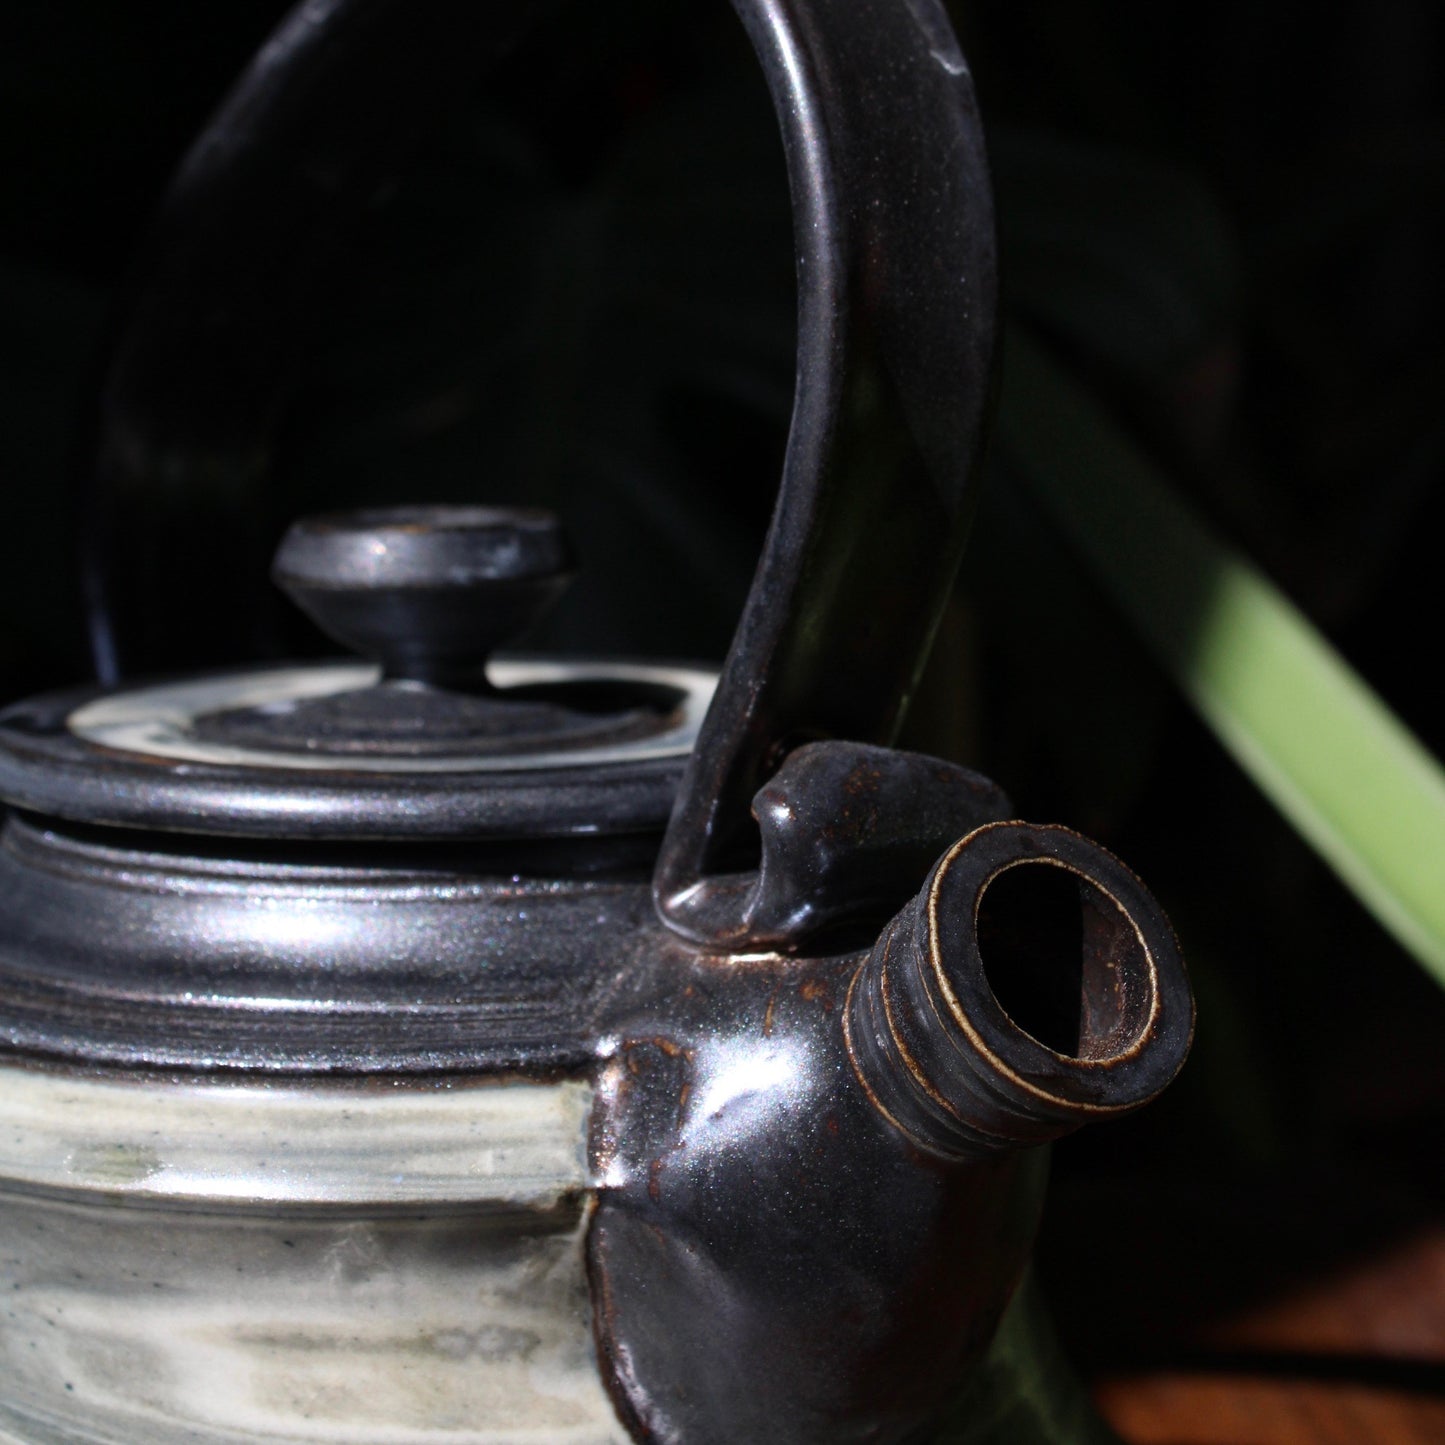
0;507;714;841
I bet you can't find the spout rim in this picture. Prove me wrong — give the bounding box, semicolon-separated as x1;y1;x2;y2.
923;821;1193;1115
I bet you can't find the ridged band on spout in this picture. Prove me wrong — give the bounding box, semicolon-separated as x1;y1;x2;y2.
844;821;1193;1161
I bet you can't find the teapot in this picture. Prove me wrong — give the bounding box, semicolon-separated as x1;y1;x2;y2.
0;1;1193;1441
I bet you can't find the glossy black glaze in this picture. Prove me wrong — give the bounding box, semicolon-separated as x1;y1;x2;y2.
77;0;997;948
0;668;700;839
651;0;998;942
273;506;578;687
719;739;1011;947
190;677;672;759
0;811;650;1072
847;823;1194;1162
0;800;1191;1442
589;944;1048;1445
0;739;1003;1074
586;821;1192;1442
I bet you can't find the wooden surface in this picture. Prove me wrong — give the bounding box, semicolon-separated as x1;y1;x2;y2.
1092;1228;1445;1441
1040;1109;1445;1445
1096;1371;1445;1445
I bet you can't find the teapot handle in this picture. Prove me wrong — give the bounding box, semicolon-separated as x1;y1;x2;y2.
654;1;997;942
82;0;997;947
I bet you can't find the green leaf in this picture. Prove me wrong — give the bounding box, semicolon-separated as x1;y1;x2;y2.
934;1269;1120;1444
998;325;1445;986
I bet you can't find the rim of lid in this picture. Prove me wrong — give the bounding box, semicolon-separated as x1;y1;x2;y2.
0;657;715;841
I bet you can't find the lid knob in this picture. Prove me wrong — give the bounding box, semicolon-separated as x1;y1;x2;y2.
272;506;576;687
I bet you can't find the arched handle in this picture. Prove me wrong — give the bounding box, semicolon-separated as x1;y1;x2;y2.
655;1;997;942
82;0;998;948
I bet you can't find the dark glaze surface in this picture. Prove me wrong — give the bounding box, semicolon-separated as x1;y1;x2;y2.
0;676;691;841
588;939;1050;1444
721;741;1011;947
0;743;1004;1073
585;823;1191;1442
271;506;579;689
650;0;998;938
0;811;649;1073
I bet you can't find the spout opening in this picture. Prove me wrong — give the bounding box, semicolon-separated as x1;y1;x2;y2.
923;822;1191;1119
973;860;1155;1065
846;820;1193;1160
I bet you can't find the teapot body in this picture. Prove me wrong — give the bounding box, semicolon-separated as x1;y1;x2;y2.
0;777;1063;1444
0;986;1050;1445
0;776;643;1441
0;0;1196;1439
0;733;1184;1442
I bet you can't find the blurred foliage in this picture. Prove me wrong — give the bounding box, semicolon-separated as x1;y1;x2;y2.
1000;325;1445;982
935;1270;1120;1444
1;0;1444;1412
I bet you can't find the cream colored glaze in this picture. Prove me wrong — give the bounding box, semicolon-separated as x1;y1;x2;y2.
66;659;716;774
0;1069;592;1208
0;1067;629;1444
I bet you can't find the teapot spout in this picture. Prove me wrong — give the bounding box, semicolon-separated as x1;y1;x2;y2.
588;817;1192;1441
846;821;1194;1161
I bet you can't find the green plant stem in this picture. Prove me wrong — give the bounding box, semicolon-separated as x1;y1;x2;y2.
998;326;1445;986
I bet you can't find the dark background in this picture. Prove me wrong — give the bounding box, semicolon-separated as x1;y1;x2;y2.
2;0;1442;1432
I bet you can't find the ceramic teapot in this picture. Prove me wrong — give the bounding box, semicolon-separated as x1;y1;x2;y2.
0;1;1193;1441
